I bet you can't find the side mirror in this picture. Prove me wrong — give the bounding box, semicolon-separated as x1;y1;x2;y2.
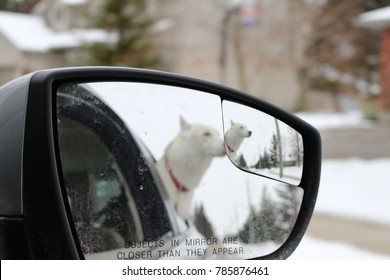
0;67;321;259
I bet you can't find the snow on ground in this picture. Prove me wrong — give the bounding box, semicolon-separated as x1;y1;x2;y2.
293;111;390;259
298;111;390;225
297;110;372;130
316;158;390;225
290;236;389;260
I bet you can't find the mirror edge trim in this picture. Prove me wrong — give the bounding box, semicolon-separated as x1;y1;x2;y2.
27;67;321;260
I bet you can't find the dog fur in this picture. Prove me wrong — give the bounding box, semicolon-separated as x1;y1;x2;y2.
224;120;252;163
156;117;225;219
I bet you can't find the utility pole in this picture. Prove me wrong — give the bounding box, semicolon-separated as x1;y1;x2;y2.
219;6;236;86
219;0;258;90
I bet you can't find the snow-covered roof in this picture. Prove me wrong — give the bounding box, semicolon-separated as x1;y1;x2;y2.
60;0;87;5
356;6;390;30
0;11;116;52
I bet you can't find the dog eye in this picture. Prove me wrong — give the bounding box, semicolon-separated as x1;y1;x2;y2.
203;132;211;137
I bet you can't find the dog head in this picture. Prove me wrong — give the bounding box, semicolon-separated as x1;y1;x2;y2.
162;117;225;191
179;117;225;157
228;120;252;139
225;120;252;151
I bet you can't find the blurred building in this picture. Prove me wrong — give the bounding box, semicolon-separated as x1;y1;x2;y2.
0;0;107;85
150;0;313;111
357;6;390;121
1;0;311;111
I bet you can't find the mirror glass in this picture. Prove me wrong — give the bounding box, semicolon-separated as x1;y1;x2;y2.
57;82;304;260
222;101;304;186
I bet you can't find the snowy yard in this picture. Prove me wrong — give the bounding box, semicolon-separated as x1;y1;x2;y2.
291;112;390;259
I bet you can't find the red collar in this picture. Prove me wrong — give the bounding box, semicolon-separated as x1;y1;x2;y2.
225;141;235;153
166;158;187;192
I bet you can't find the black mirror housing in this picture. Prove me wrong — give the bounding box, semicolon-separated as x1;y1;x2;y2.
0;67;321;259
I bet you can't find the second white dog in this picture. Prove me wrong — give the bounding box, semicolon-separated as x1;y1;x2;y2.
224;120;252;163
156;117;225;220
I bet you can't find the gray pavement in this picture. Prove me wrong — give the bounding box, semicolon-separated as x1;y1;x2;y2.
321;124;390;159
308;123;390;257
307;213;390;256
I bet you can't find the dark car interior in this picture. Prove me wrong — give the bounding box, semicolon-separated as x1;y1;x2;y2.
57;84;175;256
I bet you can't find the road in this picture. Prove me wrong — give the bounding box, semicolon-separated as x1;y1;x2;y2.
321;125;390;159
307;124;390;257
307;213;390;256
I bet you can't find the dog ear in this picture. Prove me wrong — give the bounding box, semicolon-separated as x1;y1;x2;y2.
230;120;235;126
180;116;190;131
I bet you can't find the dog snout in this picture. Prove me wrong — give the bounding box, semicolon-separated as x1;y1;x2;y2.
248;131;252;137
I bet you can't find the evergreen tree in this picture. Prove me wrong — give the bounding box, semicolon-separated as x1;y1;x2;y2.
79;0;160;68
193;204;215;239
0;0;39;12
237;153;248;169
253;148;273;170
237;185;301;244
237;206;257;243
290;130;303;167
238;187;281;243
0;0;7;10
262;149;271;169
273;185;301;243
252;156;261;169
255;188;279;242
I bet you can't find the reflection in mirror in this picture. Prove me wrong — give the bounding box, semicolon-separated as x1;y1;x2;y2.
57;82;303;260
223;101;304;186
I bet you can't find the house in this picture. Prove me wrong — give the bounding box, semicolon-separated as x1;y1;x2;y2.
357;6;390;121
1;0;307;111
0;0;111;85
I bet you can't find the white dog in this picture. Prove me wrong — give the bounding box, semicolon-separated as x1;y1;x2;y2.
156;117;225;219
224;120;252;163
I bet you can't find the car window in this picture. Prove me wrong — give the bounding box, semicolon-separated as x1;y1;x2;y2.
58;118;141;255
56;86;183;259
